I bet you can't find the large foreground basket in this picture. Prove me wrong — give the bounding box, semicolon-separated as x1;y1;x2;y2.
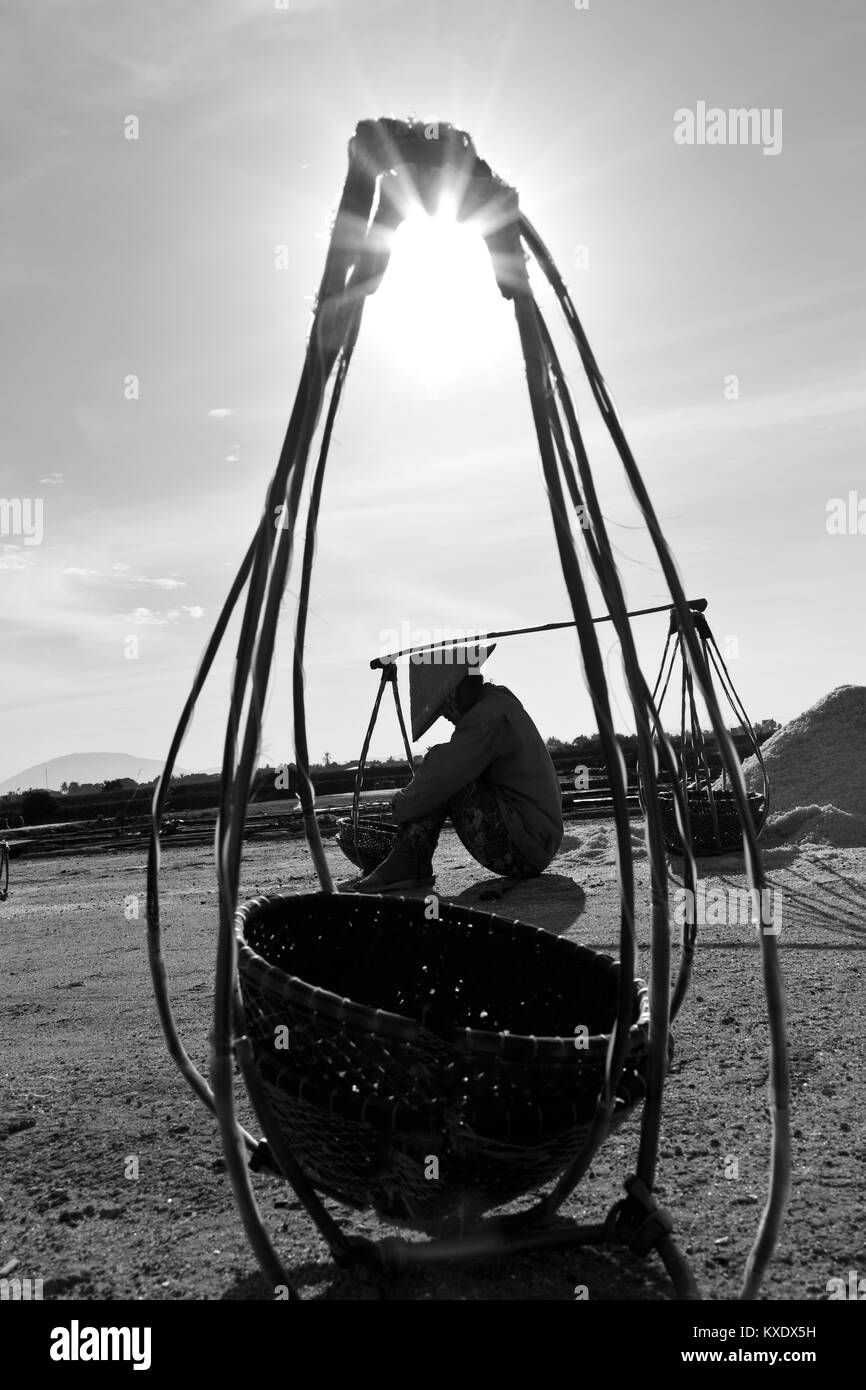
237;892;649;1232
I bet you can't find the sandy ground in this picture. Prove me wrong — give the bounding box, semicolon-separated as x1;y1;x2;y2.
2;822;864;1302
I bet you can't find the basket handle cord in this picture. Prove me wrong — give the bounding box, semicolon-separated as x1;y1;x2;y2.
500;261;668;1222
145;343;355;1146
642;624;700;987
533;304;701;1028
391;671;415;772
292;341;357;894
699;616;771;817
209;179;385;1292
644;606;771;1017
518;280;711;1219
661;632;700;1016
351;665;416;846
145;535;297;1291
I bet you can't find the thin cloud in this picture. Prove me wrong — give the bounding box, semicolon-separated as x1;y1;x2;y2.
0;545;35;571
118;604;204;626
64;566;186;590
120;607;167;627
147;576;186;590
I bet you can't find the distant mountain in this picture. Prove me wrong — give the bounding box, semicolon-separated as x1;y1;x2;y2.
0;752;187;796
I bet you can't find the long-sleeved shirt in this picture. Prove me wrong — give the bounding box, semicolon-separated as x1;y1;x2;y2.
391;683;564;871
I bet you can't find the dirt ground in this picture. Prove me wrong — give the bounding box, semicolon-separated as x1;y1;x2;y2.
2;821;864;1302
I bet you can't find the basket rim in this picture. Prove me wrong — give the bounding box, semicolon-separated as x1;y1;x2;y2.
336;814;398;831
235;891;649;1054
655;788;767;804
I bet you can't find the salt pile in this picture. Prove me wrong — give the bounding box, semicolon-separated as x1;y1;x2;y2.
766;802;866;848
741;685;866;847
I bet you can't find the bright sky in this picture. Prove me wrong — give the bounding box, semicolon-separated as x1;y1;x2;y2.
2;0;864;780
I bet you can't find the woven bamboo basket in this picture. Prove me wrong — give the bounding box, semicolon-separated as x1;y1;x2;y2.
236;892;649;1232
335;814;399;873
656;788;768;857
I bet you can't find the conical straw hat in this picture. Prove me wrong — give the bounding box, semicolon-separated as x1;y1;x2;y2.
409;642;495;742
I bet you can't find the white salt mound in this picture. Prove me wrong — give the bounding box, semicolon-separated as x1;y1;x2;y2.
765;803;866;849
741;685;866;847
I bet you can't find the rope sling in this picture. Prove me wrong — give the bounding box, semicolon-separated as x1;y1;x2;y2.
642;607;771;856
336;662;416;874
145;118;789;1300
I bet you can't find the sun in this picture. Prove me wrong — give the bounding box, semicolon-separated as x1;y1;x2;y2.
366;198;504;388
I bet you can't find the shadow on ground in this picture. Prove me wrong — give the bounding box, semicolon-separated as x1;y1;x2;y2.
219;1221;674;1301
452;872;585;936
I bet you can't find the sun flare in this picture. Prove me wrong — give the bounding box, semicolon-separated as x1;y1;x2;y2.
368;202;503;387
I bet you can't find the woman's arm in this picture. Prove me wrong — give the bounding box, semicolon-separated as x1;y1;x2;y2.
392;714;500;822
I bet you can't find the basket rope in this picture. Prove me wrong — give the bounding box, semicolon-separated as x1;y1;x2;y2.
348;664;415;869
643;609;771;857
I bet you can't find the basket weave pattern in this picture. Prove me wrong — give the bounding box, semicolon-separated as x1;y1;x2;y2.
657;790;768;857
236;893;649;1229
336;815;398;873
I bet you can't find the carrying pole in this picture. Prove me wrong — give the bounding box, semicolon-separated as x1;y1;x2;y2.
370;598;708;668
